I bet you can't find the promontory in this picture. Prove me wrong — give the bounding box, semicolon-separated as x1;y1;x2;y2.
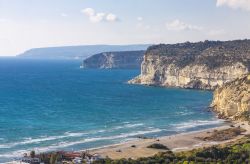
129;40;250;90
81;50;145;69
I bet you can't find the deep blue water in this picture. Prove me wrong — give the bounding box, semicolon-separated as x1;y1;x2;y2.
0;58;223;162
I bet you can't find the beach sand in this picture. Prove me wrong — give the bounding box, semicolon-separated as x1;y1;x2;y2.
89;121;250;160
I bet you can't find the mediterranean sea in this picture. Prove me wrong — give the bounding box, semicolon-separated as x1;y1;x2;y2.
0;58;224;162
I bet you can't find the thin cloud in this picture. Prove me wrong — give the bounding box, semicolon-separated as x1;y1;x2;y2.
81;8;119;23
137;17;143;21
82;8;95;17
216;0;250;11
106;13;118;22
60;13;68;17
208;29;226;36
166;19;203;31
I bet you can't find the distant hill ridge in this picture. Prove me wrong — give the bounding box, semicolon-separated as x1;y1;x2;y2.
18;44;150;59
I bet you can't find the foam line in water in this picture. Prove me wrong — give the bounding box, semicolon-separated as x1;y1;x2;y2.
175;111;195;116
49;128;161;149
0;149;27;158
0;123;145;149
0;128;161;159
171;119;224;131
0;132;88;149
112;123;144;130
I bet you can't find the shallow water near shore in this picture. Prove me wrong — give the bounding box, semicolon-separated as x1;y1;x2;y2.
0;58;224;162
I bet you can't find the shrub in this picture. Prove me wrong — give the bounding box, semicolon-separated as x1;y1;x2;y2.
195;146;230;159
147;143;169;150
243;143;250;151
30;151;35;158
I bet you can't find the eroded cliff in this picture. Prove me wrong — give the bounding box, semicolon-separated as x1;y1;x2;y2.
82;51;145;69
129;40;250;90
211;74;250;120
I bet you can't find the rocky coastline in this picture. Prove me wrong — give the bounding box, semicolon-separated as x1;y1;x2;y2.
211;74;250;121
82;50;145;69
129;40;250;90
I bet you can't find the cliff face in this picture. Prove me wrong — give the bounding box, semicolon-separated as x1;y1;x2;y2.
129;40;250;90
82;51;145;69
211;74;250;120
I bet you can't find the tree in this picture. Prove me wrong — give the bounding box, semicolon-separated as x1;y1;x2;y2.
50;153;58;164
30;151;35;158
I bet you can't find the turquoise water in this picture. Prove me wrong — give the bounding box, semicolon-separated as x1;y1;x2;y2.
0;58;223;162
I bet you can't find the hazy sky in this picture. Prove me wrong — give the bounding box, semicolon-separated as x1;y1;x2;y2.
0;0;250;56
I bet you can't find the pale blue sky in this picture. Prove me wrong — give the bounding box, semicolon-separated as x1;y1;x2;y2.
0;0;250;56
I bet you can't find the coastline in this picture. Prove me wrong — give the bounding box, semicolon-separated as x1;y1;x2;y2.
3;119;228;163
6;119;250;163
88;121;250;160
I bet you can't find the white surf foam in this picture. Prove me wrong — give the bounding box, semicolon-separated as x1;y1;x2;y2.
175;111;195;116
0;128;161;159
112;123;144;130
0;149;27;158
171;119;224;131
0;132;88;149
0;123;145;149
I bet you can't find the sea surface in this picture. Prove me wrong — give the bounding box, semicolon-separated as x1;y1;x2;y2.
0;58;224;162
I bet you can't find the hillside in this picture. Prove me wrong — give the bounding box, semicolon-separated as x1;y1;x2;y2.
82;51;145;69
18;45;150;60
129;40;250;90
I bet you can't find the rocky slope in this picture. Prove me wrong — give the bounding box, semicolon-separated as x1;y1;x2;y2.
81;51;145;69
211;74;250;120
129;40;250;90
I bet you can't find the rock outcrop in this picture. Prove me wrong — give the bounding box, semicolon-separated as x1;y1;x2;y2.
211;74;250;120
81;51;145;69
129;40;250;90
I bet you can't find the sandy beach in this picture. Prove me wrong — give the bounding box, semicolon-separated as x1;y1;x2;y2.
89;121;250;160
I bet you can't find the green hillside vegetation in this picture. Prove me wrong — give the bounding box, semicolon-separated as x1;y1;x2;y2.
146;40;250;70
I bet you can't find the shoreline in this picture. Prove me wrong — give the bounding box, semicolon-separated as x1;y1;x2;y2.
84;123;227;152
6;120;250;163
3;121;228;162
88;121;250;160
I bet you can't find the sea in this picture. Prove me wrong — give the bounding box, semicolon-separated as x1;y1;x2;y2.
0;58;224;162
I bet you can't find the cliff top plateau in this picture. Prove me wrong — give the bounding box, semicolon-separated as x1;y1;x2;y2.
146;39;250;70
